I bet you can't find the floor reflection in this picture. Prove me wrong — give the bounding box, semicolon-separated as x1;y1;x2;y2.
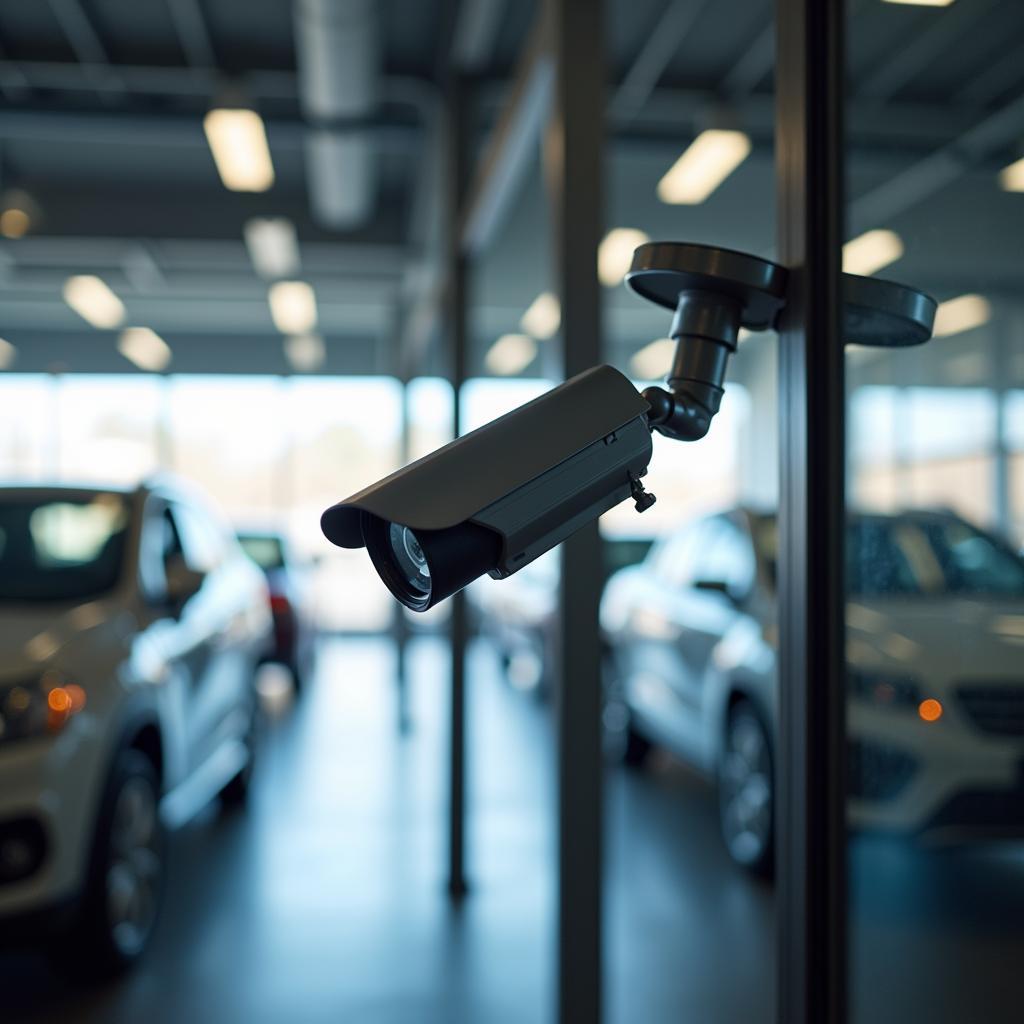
22;635;1024;1020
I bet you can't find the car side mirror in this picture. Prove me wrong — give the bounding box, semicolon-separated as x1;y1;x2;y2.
164;553;205;605
693;578;745;605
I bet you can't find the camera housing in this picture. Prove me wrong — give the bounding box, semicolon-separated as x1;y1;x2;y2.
321;365;655;610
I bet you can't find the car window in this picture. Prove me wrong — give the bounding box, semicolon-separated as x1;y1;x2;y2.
699;517;757;594
652;521;710;589
169;502;226;574
238;535;285;571
0;492;129;602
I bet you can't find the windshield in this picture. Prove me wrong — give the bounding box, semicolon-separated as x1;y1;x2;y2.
752;512;1024;597
0;493;130;601
848;516;1024;597
238;535;285;571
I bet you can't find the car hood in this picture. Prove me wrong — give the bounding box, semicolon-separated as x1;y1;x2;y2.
846;597;1024;684
0;598;130;681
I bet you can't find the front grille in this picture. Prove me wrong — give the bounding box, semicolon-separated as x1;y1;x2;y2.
848;740;917;801
957;684;1024;737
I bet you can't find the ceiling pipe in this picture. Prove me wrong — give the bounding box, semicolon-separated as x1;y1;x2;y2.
293;0;380;229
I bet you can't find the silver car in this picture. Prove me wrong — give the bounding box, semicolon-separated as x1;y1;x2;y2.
601;507;1024;875
0;479;270;971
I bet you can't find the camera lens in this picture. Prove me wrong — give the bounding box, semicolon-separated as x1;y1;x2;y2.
388;523;431;595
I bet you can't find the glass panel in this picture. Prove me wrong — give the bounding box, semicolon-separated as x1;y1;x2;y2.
845;3;1024;1020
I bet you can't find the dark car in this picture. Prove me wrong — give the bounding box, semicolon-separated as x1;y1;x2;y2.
237;531;317;692
602;507;1024;876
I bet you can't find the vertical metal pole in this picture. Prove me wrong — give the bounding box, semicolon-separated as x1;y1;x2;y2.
993;325;1011;537
395;379;412;735
544;0;604;1020
775;1;847;1022
444;73;469;901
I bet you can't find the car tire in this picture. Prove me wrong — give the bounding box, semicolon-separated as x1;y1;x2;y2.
220;699;259;808
622;721;653;768
72;748;165;975
718;699;774;878
289;660;304;695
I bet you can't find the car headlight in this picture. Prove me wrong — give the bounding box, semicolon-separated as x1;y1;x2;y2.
848;670;921;710
0;672;87;745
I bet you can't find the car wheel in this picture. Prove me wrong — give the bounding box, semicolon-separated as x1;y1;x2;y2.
718;700;774;877
621;720;652;767
289;660;304;694
221;700;259;807
75;748;165;974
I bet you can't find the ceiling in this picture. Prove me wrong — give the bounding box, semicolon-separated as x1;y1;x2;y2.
0;0;1022;387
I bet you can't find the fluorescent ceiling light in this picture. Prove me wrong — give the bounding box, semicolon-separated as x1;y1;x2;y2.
63;275;125;329
284;334;325;372
520;292;560;339
485;334;537;376
599;227;650;287
268;281;317;334
881;0;954;6
842;229;904;276
630;338;674;380
245;217;300;279
203;108;275;192
932;294;990;338
0;337;16;369
999;157;1024;192
118;327;171;372
657;130;752;205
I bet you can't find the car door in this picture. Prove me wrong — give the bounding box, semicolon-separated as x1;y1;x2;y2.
672;515;758;691
640;515;757;762
618;520;711;760
169;500;253;775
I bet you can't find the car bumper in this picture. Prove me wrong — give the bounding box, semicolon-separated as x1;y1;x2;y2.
848;702;1024;839
0;722;106;921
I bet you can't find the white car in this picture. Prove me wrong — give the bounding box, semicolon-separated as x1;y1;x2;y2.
0;480;270;971
602;507;1024;875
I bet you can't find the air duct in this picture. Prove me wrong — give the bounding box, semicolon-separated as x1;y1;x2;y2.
293;0;379;229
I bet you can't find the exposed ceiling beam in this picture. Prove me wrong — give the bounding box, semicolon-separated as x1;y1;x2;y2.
849;88;1024;233
47;0;125;95
610;0;714;122
0;108;419;153
856;0;999;103
452;0;507;73
0;59;295;98
719;22;772;98
1;236;411;278
166;0;217;69
459;11;552;254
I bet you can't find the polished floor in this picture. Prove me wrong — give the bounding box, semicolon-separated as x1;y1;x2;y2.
3;636;1024;1022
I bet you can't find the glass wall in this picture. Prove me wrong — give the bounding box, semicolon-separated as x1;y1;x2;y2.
844;2;1024;1020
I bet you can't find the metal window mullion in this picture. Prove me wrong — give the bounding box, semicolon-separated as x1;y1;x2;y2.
775;0;848;1022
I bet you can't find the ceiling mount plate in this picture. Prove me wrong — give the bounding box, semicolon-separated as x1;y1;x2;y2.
842;273;936;348
625;242;789;330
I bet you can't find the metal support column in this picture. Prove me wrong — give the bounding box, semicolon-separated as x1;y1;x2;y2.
775;0;847;1022
395;379;413;735
993;323;1012;537
444;72;470;901
544;0;604;1020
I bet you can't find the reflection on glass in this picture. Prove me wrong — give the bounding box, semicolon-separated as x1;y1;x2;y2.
845;1;1024;1020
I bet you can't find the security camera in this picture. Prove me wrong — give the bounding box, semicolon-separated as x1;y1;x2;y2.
321;242;936;611
321;365;657;611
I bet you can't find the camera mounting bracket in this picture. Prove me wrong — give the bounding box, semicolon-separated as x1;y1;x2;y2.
625;241;936;442
626;243;788;441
